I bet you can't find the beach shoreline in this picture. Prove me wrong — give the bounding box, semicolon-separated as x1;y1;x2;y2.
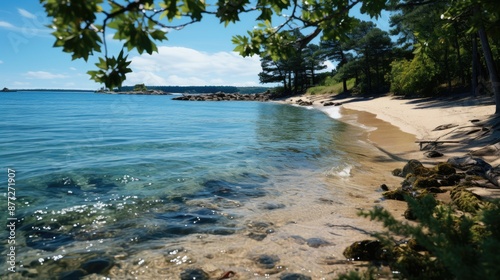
284;92;498;166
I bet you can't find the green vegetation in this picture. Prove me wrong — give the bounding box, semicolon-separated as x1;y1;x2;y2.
132;83;147;92
336;158;500;280
41;0;499;113
353;195;500;280
306;78;355;95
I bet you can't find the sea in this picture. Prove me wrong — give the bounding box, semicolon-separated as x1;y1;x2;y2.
0;91;373;279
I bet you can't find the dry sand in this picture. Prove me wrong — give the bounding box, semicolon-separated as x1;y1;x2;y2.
286;93;499;166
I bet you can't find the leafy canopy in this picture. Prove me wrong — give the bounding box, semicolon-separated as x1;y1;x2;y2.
40;0;387;89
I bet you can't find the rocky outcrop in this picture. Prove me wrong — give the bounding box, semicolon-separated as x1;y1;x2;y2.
172;92;271;101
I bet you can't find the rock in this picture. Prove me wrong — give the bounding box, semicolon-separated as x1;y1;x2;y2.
413;177;440;189
248;232;268;241
246;221;274;241
485;165;500;187
401;160;433;177
438;173;464;186
253;254;280;269
434;162;456;176
392;168;403;177
380;184;390;191
259;202;286;210
47;177;80;191
80;257;114;275
306;237;332;248
180;268;210;280
383;189;406;201
343;240;385;261
173;92;271;102
323;101;342;106
425;150;443;158
280;273;312;280
59;269;87;280
450;187;491;214
296;100;313;106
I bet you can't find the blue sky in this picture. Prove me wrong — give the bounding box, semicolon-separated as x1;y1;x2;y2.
0;2;392;90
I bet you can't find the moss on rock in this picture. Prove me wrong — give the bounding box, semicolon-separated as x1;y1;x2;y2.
434;162;456;176
343;240;385;261
383;189;407;201
450;187;491;214
414;177;440;189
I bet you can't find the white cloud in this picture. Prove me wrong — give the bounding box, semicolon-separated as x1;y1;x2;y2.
18;8;37;19
0;21;15;29
0;18;51;37
69;67;77;71
24;71;68;80
126;46;262;86
0;60;3;64
13;81;31;86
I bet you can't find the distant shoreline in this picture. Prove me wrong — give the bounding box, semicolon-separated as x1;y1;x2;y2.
4;89;94;92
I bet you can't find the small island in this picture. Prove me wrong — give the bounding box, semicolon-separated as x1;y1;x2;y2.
95;83;171;95
1;87;17;92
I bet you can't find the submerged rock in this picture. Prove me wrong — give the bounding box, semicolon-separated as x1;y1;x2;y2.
280;273;312;280
253;254;280;269
306;237;332;248
180;268;210;280
59;269;87;280
259;202;286;210
80;257;114;275
246;221;274;241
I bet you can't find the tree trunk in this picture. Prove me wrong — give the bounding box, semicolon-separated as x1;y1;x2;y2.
472;34;478;96
454;24;466;86
476;5;500;114
478;27;500;114
342;78;347;93
444;47;452;92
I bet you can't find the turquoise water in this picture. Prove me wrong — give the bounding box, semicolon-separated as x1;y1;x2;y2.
0;91;351;278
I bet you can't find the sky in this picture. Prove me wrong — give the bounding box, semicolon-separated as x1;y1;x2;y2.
0;2;392;90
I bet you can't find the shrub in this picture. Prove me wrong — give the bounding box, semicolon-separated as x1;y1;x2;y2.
389;55;437;96
359;195;500;280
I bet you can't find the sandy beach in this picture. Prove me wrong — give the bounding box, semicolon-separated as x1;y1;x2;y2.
286;93;498;165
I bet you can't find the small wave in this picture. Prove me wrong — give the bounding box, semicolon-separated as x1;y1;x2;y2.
319;105;341;119
325;164;352;178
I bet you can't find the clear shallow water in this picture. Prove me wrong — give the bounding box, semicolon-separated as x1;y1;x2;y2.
0;91;352;278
